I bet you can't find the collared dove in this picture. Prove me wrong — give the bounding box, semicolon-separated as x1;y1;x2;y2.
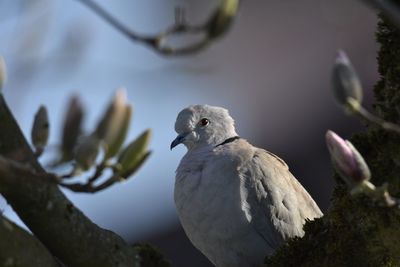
171;105;322;267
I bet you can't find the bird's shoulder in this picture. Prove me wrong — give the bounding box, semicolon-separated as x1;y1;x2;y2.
212;138;255;165
213;138;288;170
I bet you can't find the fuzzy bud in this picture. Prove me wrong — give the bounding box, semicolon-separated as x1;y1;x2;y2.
331;50;363;113
74;135;99;171
95;89;130;155
326;130;371;185
31;105;49;152
206;0;239;39
62;96;84;160
116;129;151;178
104;105;132;160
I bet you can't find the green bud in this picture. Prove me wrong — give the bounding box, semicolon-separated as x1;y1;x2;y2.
74;136;99;170
331;50;363;113
116;129;151;178
118;151;151;179
206;0;239;39
95;89;128;141
0;56;7;91
62;96;84;160
104;105;132;160
31;105;49;152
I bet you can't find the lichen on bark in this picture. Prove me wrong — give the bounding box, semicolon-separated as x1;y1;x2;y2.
265;11;400;267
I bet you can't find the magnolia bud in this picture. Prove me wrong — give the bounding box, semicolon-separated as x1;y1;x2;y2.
31;105;49;152
95;89;130;150
0;56;7;91
118;151;151;179
206;0;239;39
116;129;151;178
62;96;84;160
104;105;132;160
331;50;363;112
74;136;99;171
326;130;371;185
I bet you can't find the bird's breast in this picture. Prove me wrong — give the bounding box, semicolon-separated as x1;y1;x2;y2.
173;144;272;267
174;151;257;254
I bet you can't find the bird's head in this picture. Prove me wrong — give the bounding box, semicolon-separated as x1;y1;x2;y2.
171;105;238;150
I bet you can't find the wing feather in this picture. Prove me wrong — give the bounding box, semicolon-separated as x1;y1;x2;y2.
240;147;322;250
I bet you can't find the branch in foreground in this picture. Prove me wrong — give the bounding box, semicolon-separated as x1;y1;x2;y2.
75;0;239;55
0;215;59;267
0;93;141;267
0;153;140;267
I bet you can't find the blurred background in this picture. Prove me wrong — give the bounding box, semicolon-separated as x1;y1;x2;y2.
0;0;378;266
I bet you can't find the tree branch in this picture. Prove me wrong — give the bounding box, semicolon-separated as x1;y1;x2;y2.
0;214;59;267
75;0;154;44
75;0;237;56
0;95;42;169
0;93;141;267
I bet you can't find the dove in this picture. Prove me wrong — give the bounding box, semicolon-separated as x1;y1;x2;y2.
171;105;323;267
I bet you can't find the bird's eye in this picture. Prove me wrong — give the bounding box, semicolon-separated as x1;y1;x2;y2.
199;118;209;126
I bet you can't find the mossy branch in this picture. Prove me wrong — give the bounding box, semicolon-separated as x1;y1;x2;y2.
265;11;400;267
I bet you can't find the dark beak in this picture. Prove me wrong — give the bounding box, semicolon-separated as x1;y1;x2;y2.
170;133;187;150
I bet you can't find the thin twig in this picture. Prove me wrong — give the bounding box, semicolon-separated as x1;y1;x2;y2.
75;0;213;55
58;151;151;193
75;0;148;43
59;174;123;193
356;105;400;134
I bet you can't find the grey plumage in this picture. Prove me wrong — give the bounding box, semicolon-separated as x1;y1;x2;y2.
172;105;322;267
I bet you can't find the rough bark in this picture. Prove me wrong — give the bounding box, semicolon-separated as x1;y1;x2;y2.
0;215;59;267
0;93;168;267
265;10;400;267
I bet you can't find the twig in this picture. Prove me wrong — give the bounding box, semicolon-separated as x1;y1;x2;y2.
75;0;213;55
351;103;400;134
57;150;151;193
75;0;150;44
59;174;122;193
58;159;122;193
350;181;400;208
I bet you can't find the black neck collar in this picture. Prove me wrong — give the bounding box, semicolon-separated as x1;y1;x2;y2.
215;136;240;148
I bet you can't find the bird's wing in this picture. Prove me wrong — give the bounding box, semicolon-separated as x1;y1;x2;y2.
239;146;323;249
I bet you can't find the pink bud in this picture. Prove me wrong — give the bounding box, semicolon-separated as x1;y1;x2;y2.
325;130;370;184
335;50;351;65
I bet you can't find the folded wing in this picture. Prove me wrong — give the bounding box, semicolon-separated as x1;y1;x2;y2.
239;147;323;251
